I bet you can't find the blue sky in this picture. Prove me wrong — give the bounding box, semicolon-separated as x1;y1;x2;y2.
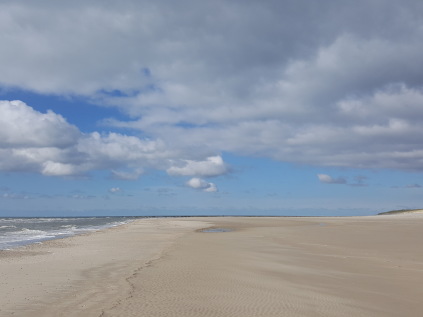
1;1;423;216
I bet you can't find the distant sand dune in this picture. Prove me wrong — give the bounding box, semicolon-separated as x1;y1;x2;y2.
378;208;423;215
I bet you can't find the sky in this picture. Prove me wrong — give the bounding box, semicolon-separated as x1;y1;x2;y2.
1;0;423;217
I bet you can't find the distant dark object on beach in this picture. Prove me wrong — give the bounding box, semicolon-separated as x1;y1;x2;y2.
200;227;232;233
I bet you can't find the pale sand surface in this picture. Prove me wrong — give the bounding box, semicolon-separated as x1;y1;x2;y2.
2;215;423;316
0;218;209;316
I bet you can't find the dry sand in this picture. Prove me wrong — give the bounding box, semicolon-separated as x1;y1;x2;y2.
0;218;209;316
1;215;423;316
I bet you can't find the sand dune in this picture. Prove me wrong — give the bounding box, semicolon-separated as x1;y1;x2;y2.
1;215;423;316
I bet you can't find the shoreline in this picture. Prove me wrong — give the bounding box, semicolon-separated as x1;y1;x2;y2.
2;215;423;316
0;217;211;316
0;214;380;252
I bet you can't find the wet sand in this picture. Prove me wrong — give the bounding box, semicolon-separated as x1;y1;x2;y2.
1;215;423;316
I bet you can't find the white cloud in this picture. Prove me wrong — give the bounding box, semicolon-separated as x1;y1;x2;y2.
204;183;218;192
76;132;172;171
42;161;82;176
317;174;347;185
186;178;207;189
0;100;228;177
111;168;144;180
186;177;218;192
0;100;80;148
338;84;423;122
109;187;121;193
167;156;228;177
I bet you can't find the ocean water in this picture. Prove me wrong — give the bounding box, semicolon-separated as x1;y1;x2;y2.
0;217;139;250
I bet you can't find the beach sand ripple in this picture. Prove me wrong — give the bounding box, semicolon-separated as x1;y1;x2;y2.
2;216;423;316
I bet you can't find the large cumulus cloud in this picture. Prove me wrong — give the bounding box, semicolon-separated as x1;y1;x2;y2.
0;100;79;148
0;101;226;178
1;1;423;171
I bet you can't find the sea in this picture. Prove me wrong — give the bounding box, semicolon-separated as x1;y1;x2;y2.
0;217;139;250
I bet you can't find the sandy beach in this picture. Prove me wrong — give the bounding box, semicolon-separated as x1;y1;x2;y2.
1;215;423;316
